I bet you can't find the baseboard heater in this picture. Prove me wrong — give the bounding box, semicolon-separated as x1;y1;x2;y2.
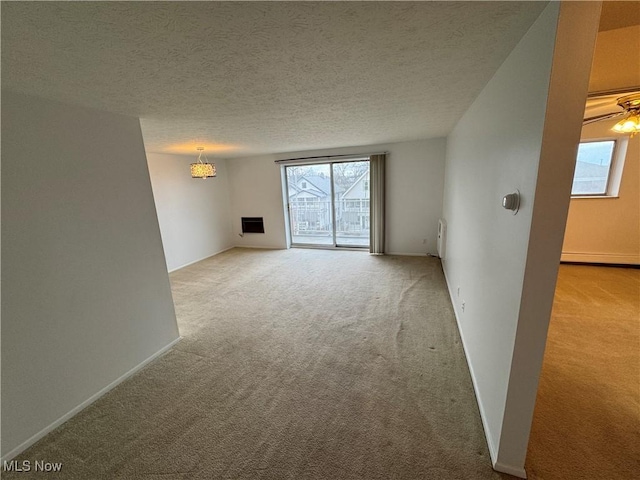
560;261;639;269
242;217;265;234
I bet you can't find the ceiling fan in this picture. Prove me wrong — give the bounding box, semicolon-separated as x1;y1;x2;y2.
583;88;640;136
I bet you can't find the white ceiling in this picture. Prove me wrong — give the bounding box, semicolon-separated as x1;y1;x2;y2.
2;1;547;158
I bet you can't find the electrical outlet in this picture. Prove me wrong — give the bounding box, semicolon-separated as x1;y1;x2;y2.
422;238;427;245
457;286;460;297
461;301;466;312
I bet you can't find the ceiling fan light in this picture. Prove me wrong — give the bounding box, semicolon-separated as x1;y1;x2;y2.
612;112;640;135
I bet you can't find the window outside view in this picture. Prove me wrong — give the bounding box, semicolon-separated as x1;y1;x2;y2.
571;140;615;195
286;161;370;247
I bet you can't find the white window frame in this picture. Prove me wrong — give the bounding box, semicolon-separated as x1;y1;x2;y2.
571;137;628;198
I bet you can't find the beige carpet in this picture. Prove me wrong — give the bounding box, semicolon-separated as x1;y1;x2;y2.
525;264;640;479
4;248;512;479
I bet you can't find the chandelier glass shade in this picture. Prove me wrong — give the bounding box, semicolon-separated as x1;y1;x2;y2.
612;94;640;137
612;111;640;136
191;147;216;179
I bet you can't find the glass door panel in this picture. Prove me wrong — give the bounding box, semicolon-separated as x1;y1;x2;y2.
286;164;334;246
333;161;370;248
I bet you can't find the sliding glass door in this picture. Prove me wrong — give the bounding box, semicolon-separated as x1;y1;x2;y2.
285;160;370;248
333;161;370;247
286;163;334;246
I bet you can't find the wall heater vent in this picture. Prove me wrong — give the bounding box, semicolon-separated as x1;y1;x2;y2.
437;219;446;259
241;217;265;234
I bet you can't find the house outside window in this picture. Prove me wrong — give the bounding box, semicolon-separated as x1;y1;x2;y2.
571;140;617;196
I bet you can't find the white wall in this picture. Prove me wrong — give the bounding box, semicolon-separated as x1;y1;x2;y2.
227;154;289;249
386;140;446;255
227;139;446;255
1;91;180;460
441;2;600;477
562;122;639;264
147;153;234;272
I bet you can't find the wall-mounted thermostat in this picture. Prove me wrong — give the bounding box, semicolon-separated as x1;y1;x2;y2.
502;190;520;215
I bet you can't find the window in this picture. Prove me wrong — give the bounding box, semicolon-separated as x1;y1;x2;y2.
301;181;307;189
571;140;616;196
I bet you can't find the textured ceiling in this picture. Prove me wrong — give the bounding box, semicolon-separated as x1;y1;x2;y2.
2;2;547;158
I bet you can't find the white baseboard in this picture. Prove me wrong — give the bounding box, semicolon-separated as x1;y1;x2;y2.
1;336;182;463
233;245;285;250
493;460;527;478
441;266;499;469
386;251;436;257
168;246;235;273
561;252;639;265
